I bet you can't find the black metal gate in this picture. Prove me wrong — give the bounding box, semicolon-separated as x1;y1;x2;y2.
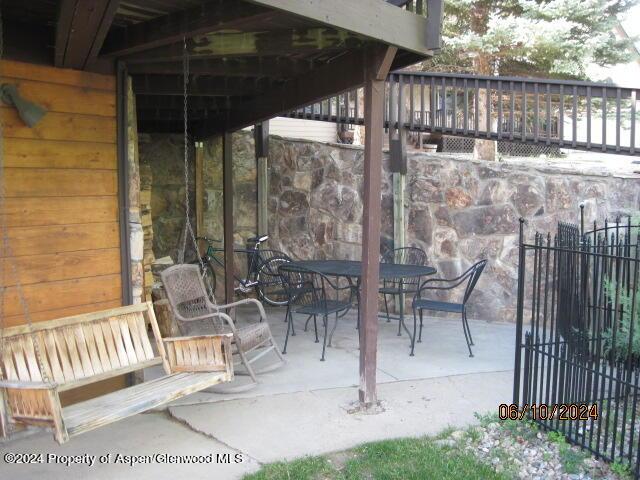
513;209;640;475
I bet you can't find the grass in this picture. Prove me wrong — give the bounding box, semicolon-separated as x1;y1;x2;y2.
244;436;508;480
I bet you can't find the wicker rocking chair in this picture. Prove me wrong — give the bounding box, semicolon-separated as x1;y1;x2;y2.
161;264;285;390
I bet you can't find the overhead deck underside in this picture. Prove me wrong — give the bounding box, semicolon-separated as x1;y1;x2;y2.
2;0;440;138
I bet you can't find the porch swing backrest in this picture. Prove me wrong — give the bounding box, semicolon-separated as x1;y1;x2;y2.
1;304;161;391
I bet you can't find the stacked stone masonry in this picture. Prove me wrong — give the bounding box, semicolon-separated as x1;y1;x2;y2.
138;131;639;322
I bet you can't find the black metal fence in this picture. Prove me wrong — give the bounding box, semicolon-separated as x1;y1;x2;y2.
514;211;640;475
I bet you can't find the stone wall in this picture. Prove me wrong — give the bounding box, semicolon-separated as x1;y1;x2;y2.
140;130;639;322
220;131;639;322
200;134;258;246
138;134;196;261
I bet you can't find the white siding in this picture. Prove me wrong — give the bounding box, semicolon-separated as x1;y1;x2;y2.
268;117;338;143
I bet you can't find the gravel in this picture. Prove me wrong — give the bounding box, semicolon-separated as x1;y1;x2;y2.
439;417;630;480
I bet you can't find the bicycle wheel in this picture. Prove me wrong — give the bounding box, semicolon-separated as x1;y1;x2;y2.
256;255;290;306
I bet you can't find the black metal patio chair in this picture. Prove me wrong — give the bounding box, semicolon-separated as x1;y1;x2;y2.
279;265;353;361
411;259;487;357
380;247;428;335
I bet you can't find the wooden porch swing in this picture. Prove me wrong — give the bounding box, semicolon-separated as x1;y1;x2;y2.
0;303;234;444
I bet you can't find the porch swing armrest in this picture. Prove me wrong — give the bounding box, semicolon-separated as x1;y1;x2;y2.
162;334;234;378
0;379;66;442
0;380;58;390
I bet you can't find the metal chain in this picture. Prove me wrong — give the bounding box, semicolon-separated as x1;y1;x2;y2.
178;36;216;303
0;2;51;416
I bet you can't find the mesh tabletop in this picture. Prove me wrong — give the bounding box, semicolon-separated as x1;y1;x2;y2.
280;260;436;280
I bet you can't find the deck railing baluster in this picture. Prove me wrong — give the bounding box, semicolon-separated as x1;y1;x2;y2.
497;80;503;140
430;77;436;129
587;86;592;149
546;83;551;145
572;86;578;148
398;74;404;129
442;76;447;131
354;88;359;124
534;82;540;143
616;88;621;152
410;75;415;130
522;81;527;141
509;81;515;140
602;87;607;151
420;76;425;129
463;78;469;135
559;85;564;146
474;79;480;135
486;79;491;138
631;90;636;155
452;77;457;133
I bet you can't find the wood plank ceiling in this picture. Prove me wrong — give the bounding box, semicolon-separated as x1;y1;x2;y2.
1;0;432;139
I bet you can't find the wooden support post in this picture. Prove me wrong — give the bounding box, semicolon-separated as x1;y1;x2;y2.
0;389;8;439
390;77;408;314
223;132;235;305
359;46;397;408
393;173;406;249
255;122;270;236
392;172;406;314
195;142;205;254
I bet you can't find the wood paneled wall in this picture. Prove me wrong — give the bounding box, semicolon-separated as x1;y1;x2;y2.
1;60;122;328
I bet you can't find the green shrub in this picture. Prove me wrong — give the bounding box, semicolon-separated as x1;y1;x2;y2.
600;215;640;362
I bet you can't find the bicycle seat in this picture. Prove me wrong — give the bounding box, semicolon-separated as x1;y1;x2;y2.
248;235;269;244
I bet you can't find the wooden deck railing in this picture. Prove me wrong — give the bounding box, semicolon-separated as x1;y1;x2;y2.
284;71;640;157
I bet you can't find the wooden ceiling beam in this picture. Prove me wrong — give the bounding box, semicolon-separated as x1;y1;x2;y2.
101;0;276;58
121;28;363;64
126;57;309;78
137;119;196;134
137;108;218;121
246;0;435;56
201;42;428;136
131;75;271;97
204;47;370;135
55;0;119;69
136;95;227;110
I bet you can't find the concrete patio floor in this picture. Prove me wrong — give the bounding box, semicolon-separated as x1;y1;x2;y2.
0;307;516;480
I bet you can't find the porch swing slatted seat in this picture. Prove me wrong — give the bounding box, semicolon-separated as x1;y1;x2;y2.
0;303;234;444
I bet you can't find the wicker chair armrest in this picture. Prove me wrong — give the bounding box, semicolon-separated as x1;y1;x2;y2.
175;310;236;327
214;298;267;321
163;334;234;378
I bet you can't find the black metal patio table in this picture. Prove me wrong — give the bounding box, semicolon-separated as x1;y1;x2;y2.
280;260;436;348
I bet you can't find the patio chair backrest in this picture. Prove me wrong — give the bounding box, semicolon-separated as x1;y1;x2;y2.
462;260;487;304
279;266;329;312
381;247;428;286
161;264;226;332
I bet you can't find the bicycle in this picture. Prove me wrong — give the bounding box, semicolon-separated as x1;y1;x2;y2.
193;235;291;306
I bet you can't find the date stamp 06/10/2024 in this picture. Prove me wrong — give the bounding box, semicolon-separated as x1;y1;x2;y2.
498;403;599;421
